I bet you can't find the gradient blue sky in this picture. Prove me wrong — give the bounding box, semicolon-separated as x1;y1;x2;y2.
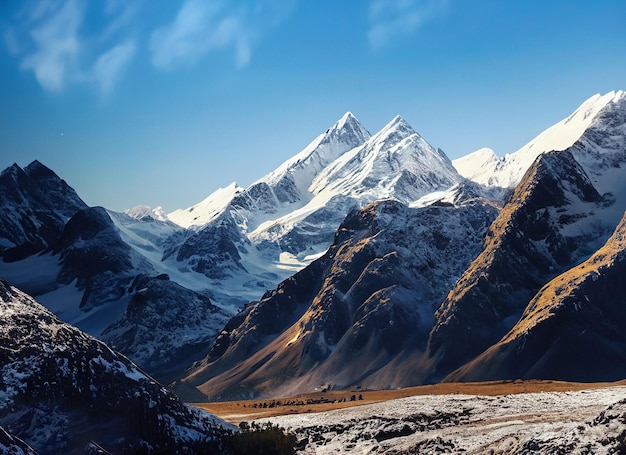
1;1;625;212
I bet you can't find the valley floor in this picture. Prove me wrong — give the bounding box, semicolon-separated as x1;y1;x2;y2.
194;380;626;454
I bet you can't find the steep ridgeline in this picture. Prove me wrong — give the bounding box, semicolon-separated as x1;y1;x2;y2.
160;113;372;305
453;90;626;189
164;113;463;308
0;427;37;455
0;160;87;261
425;150;617;381
52;208;231;381
0;202;230;382
446;212;626;383
176;196;498;401
249;115;462;258
99;274;227;382
0;278;232;454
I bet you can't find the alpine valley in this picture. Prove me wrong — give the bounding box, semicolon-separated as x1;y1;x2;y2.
2;90;626;453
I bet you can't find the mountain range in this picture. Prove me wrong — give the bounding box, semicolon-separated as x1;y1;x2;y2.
0;277;233;453
1;90;626;418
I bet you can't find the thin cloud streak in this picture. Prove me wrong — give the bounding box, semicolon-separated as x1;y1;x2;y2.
6;0;298;94
12;0;138;95
150;0;297;70
93;39;137;95
20;0;83;92
368;0;449;49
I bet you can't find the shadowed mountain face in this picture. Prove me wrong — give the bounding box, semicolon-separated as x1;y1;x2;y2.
178;197;498;401
424;151;616;381
446;212;626;383
100;274;228;382
0;161;87;261
0;278;231;454
0;426;37;455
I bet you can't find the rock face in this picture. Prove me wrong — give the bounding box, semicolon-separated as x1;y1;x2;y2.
425;151;616;381
100;274;228;382
165;113;463;309
0;278;232;454
0;160;87;261
53;206;140;311
49;209;231;381
0;426;38;455
0;202;231;383
178;197;498;401
446;212;626;383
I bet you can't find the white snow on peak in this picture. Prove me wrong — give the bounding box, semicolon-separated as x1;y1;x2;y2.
167;182;242;228
258;111;371;194
124;205;169;222
167;113;370;230
248;116;462;254
309;114;460;199
452;148;499;182
455;90;624;188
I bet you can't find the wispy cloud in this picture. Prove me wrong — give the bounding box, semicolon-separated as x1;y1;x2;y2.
93;39;137;95
150;0;296;70
5;0;296;94
20;0;83;92
368;0;449;49
10;0;139;95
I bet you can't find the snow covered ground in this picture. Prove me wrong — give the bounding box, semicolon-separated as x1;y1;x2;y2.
261;386;626;454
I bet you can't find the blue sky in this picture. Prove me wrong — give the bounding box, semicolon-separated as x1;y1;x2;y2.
1;0;625;212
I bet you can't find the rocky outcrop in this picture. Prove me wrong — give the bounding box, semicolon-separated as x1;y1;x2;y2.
0;278;232;454
0;160;87;261
425;151;615;380
178;198;498;400
446;212;626;383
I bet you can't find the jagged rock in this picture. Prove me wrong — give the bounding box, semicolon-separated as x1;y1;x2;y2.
178;198;497;400
0;161;86;260
0;278;232;454
446;212;626;383
426;150;616;380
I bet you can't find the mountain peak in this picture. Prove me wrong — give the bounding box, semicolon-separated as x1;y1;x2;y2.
453;148;499;182
325;111;370;142
125;205;170;222
24;159;60;181
457;90;626;189
365;115;419;152
168;182;242;228
388;114;413;130
24;159;46;171
337;111;357;125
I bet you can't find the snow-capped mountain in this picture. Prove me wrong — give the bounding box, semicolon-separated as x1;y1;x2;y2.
0;195;231;382
3;90;626;407
446;211;626;383
0;278;232;454
425;149;619;381
124;204;169;222
308;115;459;200
247;115;463;259
168;111;372;230
177;196;498;401
157;112;375;308
158;112;463;313
454;90;626;188
0;160;87;261
451;147;499;183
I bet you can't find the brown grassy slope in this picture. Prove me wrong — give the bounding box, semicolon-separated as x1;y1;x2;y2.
193;379;626;424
